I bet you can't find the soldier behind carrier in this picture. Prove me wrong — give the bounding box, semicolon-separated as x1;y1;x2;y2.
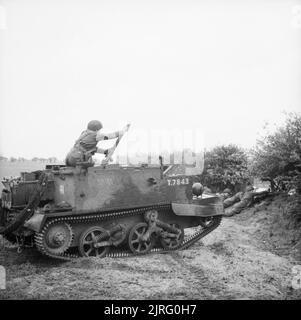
65;120;129;167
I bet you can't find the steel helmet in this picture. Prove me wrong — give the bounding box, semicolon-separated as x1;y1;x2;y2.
87;120;103;131
192;182;204;196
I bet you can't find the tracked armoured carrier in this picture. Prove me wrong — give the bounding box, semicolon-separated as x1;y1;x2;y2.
0;151;223;260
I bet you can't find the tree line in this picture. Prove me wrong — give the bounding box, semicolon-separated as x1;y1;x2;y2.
0;156;59;163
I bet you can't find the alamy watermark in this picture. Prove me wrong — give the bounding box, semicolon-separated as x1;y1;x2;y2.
110;128;205;170
0;265;6;290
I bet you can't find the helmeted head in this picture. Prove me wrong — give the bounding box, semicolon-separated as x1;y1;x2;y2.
192;182;204;197
87;120;103;131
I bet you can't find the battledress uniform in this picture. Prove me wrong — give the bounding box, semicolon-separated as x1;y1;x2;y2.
65;130;117;167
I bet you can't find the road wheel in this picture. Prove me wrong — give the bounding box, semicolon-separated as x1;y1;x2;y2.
79;226;109;258
128;222;154;255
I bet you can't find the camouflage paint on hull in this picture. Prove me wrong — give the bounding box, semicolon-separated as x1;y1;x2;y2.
53;165;194;212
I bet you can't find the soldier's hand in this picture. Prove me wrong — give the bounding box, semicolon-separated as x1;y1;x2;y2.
123;123;130;133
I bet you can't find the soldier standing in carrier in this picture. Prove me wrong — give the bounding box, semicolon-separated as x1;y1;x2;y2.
65;120;129;167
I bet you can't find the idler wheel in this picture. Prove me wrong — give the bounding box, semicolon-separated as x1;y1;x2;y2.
79;226;109;258
160;223;184;250
128;222;154;255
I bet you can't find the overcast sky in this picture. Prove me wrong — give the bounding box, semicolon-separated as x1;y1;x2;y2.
0;0;300;160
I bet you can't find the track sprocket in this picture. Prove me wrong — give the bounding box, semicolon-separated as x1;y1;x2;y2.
35;220;74;256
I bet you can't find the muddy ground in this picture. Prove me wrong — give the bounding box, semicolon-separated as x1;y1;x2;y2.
0;196;301;300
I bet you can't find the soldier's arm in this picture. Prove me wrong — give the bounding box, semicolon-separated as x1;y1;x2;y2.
96;131;122;141
96;124;130;141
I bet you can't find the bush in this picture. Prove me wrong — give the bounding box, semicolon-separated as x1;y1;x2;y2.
251;112;301;193
201;144;251;193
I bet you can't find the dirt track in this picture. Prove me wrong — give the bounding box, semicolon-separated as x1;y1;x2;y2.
0;204;301;300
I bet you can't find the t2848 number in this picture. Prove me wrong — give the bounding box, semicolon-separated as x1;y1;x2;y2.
167;178;189;186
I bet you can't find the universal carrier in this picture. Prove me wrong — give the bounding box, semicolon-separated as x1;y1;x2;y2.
0;135;224;260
